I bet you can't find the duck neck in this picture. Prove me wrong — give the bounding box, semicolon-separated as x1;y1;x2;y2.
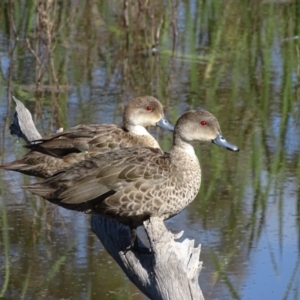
171;133;197;158
124;123;150;136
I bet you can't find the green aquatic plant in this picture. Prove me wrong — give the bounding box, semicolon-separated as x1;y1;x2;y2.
0;187;10;298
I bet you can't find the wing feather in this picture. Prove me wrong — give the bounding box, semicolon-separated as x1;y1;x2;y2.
24;147;170;213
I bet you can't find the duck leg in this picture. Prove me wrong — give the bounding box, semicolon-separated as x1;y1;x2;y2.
129;226;151;254
130;227;137;247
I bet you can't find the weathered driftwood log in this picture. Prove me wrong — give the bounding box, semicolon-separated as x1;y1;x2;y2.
8;96;204;300
10;96;42;142
91;215;204;300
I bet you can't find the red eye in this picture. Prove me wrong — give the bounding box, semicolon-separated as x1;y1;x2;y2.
146;106;152;111
200;121;207;126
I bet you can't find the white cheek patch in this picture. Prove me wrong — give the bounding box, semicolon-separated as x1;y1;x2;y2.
132;113;159;128
133;114;148;126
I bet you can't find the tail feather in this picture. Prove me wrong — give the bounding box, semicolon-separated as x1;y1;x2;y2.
0;160;50;178
22;183;56;199
0;161;27;170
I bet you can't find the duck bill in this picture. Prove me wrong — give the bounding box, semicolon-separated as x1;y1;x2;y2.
212;133;239;152
156;116;174;131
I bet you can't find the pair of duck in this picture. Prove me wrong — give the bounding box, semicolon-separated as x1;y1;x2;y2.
1;96;239;247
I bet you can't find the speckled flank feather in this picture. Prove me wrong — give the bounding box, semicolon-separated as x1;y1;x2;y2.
23;110;239;228
1;96;170;178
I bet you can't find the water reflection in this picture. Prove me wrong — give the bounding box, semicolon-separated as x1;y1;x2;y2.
0;0;300;299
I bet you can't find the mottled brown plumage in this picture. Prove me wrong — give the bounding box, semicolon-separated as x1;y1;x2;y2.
1;96;173;178
23;110;239;230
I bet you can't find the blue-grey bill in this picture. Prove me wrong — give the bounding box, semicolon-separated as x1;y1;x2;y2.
156;116;174;131
212;133;239;152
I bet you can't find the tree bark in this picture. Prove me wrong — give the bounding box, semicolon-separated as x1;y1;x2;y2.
9;96;205;300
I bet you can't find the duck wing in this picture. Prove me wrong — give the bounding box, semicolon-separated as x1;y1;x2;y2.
23;147;168;212
25;124;125;157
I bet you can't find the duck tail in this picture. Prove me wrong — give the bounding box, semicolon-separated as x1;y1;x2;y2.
22;182;56;199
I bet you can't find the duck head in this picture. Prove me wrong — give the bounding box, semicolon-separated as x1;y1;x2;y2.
174;110;239;152
123;96;174;132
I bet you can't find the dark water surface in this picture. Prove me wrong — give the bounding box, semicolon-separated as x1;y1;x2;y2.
0;1;300;299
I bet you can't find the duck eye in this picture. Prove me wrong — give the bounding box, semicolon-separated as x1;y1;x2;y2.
146;106;152;111
200;120;207;126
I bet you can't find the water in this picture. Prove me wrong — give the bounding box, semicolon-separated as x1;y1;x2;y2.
0;1;300;299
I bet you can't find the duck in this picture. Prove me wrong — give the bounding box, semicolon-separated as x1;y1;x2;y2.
23;110;239;246
1;96;174;178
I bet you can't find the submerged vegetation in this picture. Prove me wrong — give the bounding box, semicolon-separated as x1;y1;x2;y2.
0;0;300;299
